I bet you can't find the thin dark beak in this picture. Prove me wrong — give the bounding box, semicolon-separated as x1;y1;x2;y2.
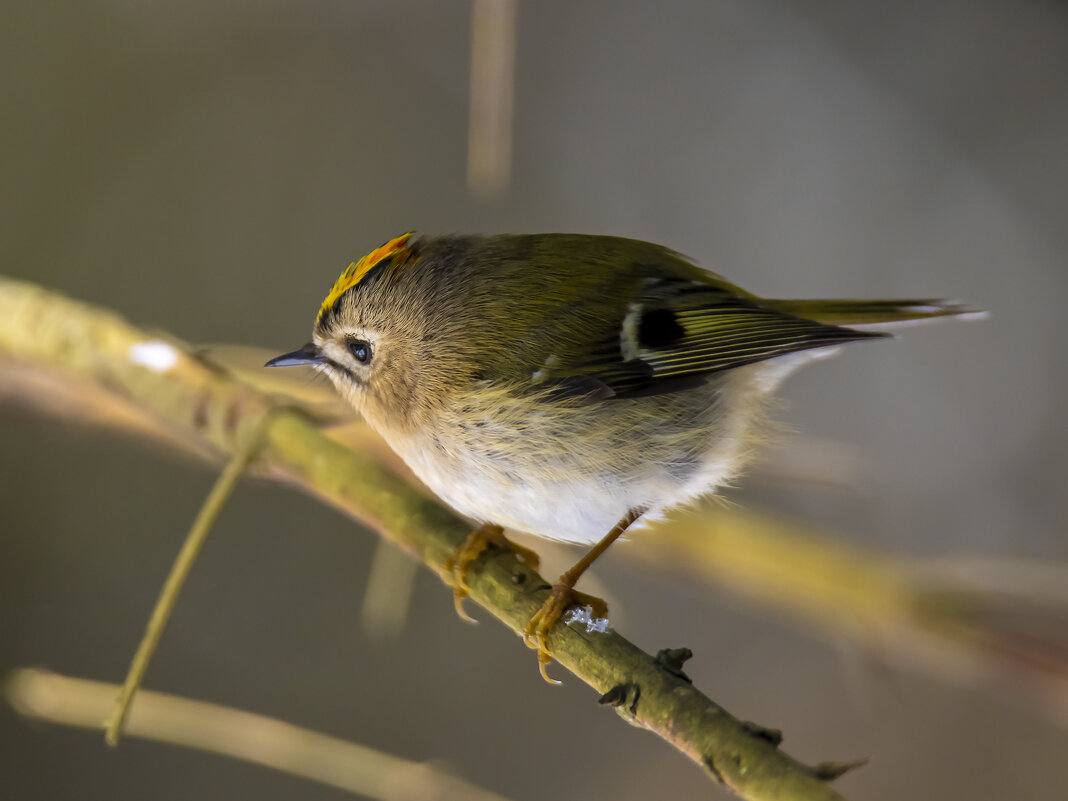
265;342;323;368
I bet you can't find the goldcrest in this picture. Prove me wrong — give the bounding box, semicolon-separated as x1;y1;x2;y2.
268;232;978;679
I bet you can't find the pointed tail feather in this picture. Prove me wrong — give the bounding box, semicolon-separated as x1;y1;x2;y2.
767;298;985;328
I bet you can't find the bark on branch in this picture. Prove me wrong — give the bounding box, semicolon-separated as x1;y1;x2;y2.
0;276;854;801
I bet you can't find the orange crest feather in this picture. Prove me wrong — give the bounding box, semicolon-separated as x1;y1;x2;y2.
317;233;415;322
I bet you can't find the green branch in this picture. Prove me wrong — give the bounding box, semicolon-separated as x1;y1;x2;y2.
0;276;854;801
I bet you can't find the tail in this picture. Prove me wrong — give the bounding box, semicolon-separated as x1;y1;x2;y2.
767;298;985;328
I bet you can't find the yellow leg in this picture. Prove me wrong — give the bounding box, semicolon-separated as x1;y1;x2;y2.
523;507;645;683
443;522;541;623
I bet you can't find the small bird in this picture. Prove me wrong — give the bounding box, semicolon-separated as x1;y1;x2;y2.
268;232;979;681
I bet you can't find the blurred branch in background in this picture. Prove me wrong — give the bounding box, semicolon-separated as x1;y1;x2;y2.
0;276;855;801
5;669;515;801
625;509;1068;728
467;0;517;199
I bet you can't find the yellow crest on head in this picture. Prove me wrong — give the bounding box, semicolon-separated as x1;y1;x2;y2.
317;232;415;323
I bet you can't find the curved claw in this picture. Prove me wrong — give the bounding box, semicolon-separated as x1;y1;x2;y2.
524;583;609;684
523;616;562;685
444;523;544;627
536;650;562;685
451;586;479;625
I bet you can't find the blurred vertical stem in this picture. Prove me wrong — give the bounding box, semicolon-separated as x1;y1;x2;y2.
467;0;517;199
361;539;420;640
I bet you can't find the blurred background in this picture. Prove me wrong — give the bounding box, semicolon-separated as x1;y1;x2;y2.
2;1;1067;799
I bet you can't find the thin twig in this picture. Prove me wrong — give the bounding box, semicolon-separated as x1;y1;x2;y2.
104;426;266;745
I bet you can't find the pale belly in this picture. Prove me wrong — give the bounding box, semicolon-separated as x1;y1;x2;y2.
369;354;827;545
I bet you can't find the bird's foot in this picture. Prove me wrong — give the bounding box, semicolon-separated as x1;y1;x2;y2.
524;580;608;684
442;522;541;623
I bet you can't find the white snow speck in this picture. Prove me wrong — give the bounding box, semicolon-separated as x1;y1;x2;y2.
129;340;179;373
565;605;610;633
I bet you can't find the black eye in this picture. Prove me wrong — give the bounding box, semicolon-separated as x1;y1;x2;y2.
348;339;372;364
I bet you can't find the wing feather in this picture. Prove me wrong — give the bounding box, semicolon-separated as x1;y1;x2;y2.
539;279;885;401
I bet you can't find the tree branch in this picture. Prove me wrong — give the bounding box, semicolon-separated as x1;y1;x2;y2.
0;276;854;801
